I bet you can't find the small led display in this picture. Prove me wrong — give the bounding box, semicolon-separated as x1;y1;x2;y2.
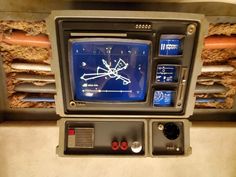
156;65;178;83
153;90;175;107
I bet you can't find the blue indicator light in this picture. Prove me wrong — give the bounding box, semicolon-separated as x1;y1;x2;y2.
156;65;178;83
153;91;175;107
159;38;183;56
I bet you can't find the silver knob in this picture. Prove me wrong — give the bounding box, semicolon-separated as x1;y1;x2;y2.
131;141;142;153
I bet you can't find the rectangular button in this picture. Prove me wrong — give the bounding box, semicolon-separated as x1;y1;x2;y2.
159;35;184;56
153;91;175;107
156;65;178;83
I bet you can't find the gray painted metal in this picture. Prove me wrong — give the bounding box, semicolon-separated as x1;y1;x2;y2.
47;10;206;118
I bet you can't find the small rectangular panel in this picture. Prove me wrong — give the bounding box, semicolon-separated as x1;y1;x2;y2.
159;35;184;56
152;121;184;155
67;128;94;148
153;90;176;107
75;128;94;148
156;65;179;83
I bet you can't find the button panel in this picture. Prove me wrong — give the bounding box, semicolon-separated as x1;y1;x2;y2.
151;121;186;156
64;120;146;156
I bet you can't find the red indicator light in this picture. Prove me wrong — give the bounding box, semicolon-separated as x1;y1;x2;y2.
68;129;75;135
120;141;128;151
111;141;119;151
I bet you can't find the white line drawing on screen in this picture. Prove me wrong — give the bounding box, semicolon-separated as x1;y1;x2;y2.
82;89;132;93
155;91;164;102
80;59;131;85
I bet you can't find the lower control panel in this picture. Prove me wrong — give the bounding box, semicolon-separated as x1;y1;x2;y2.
150;120;191;156
57;118;191;157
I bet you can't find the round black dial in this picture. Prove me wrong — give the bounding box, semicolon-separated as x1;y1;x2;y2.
163;122;180;140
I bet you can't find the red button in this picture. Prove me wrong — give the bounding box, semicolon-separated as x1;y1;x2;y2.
111;141;119;151
68;129;75;135
120;141;128;151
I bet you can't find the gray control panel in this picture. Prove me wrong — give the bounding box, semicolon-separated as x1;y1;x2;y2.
57;118;190;157
47;10;206;157
47;10;206;118
150;120;191;156
64;120;146;155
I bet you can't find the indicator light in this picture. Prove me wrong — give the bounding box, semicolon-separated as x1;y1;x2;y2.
68;129;75;135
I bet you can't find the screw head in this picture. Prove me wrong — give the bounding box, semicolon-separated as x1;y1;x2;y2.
158;123;164;131
187;24;196;35
70;101;76;107
177;102;182;107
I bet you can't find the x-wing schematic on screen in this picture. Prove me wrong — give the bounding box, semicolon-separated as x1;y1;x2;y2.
70;39;150;102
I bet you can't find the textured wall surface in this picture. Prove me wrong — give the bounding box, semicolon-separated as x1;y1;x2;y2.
0;121;236;177
1;1;236;16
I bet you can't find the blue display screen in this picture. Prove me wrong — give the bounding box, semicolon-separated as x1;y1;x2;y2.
153;90;175;107
159;35;184;56
159;39;182;56
70;39;150;102
156;65;178;83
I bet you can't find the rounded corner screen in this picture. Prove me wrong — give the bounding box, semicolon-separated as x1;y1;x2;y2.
70;38;150;102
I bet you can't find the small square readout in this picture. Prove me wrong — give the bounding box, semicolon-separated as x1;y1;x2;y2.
159;35;184;56
153;90;175;107
156;65;178;83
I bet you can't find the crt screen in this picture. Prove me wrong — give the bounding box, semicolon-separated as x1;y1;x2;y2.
70;38;150;102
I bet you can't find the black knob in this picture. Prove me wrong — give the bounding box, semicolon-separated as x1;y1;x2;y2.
163;122;180;140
